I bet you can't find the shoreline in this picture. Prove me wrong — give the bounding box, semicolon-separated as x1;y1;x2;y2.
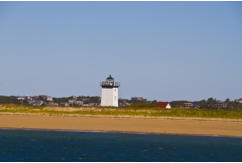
1;113;242;138
1;127;242;139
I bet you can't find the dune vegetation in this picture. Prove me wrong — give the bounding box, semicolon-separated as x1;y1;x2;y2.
0;104;242;119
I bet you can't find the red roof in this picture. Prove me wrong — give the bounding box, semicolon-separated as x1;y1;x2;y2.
156;102;169;107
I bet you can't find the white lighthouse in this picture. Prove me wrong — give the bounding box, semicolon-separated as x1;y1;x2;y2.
100;75;120;107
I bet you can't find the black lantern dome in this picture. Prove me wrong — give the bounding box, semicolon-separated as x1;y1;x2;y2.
101;75;120;88
106;75;114;81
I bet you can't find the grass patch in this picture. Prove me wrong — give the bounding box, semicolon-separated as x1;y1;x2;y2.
0;104;242;119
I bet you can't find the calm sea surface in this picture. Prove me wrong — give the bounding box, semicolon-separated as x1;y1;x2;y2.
0;129;242;161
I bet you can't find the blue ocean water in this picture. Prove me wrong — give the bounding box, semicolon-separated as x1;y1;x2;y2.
0;129;242;161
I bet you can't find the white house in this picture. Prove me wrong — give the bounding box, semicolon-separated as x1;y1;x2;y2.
236;98;242;104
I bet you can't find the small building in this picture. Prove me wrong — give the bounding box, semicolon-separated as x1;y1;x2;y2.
46;96;53;102
216;100;227;108
32;100;44;106
69;100;83;106
75;101;83;106
68;100;75;104
71;96;77;100
82;103;99;106
156;102;171;109
39;95;53;102
184;103;194;108
236;98;242;104
17;96;25;101
26;96;32;101
32;96;39;100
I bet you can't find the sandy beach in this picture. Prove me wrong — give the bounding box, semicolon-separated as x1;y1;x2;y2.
0;113;242;137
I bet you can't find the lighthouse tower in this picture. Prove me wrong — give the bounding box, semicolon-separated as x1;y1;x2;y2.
100;75;120;107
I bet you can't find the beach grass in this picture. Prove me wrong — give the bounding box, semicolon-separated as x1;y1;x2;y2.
0;104;242;119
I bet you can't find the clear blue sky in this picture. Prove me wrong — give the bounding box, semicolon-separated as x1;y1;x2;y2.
0;2;242;101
